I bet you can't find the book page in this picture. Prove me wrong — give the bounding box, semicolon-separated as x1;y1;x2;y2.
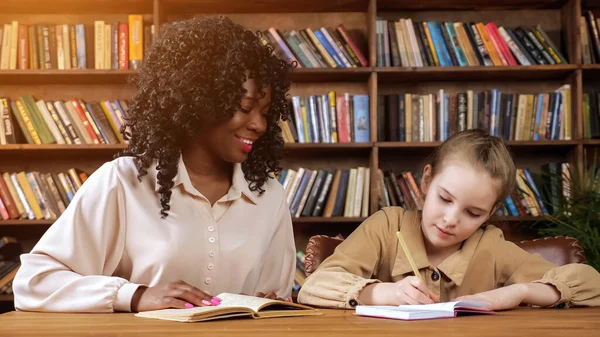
217;293;276;312
216;293;314;312
397;300;490;312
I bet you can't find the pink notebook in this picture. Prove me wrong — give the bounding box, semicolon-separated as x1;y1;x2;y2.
355;300;495;320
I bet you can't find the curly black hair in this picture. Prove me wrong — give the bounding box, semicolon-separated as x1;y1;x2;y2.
117;16;294;218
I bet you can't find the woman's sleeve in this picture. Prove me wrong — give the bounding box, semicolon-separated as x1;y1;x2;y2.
13;162;142;312
297;208;399;309
494;233;600;308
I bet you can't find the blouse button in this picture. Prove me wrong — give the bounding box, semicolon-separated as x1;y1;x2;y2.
209;251;215;257
205;277;212;285
208;226;214;232
208;237;216;243
431;271;440;281
348;299;358;307
207;263;214;270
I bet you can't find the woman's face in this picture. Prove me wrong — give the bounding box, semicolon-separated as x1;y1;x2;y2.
201;78;271;164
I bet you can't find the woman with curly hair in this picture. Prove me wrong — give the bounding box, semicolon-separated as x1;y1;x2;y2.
13;16;297;313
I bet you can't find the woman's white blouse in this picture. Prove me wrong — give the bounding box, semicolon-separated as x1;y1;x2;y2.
13;156;296;312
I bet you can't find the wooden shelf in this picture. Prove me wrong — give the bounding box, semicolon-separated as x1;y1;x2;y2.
0;220;53;226
490;216;547;222
0;65;582;85
504;140;579;147
166;0;370;13
292;217;367;223
292;68;371;82
0;70;136;85
377;65;577;83
0;0;153;14
377;140;579;149
377;141;440;148
377;0;568;10
0;295;13;302
583;139;600;145
284;143;372;151
0;144;127;159
0;143;373;155
0;218;368;226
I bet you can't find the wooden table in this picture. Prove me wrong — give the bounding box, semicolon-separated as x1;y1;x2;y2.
1;308;599;336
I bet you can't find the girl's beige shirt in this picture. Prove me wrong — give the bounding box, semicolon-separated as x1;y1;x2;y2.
298;207;600;309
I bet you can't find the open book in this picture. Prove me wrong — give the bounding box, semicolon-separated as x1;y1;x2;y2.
355;300;494;320
135;293;321;322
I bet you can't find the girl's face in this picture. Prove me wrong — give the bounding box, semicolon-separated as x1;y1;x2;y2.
420;162;500;252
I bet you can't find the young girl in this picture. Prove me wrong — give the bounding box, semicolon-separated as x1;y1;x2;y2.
298;129;600;310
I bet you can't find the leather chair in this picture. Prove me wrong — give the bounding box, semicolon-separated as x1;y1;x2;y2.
304;235;587;276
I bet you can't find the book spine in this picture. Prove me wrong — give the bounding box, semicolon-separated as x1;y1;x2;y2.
128;15;143;69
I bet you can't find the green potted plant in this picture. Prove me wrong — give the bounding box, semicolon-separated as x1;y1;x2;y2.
533;152;600;271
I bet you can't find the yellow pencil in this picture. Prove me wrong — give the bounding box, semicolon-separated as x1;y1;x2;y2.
396;231;422;280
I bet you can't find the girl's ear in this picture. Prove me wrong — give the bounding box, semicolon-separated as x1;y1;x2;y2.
420;164;434;195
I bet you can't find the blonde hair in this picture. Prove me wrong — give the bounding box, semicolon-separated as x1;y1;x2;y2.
429;129;516;203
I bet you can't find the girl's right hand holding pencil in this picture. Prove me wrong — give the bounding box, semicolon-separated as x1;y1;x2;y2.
358;276;439;306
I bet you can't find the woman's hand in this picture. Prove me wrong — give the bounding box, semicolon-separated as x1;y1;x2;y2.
359;276;439;306
453;284;528;311
131;280;221;312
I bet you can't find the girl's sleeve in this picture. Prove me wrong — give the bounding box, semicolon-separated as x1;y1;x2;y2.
494;232;600;308
297;208;401;309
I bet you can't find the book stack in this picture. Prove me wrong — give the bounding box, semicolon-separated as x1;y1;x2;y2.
378;85;571;142
281;92;370;143
260;24;368;68
279;167;370;218
0;97;128;145
0;16;153;70
0;169;87;221
376;19;567;67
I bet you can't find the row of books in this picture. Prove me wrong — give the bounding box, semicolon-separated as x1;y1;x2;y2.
278;167;370;218
260;25;368;69
583;90;600;139
376;163;573;218
0;97;129;145
0;16;152;71
0;169;88;221
377;85;572;142
581;12;600;65
281;93;370;144
376;19;567;67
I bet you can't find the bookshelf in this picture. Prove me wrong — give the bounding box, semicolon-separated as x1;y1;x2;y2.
1;0;599;304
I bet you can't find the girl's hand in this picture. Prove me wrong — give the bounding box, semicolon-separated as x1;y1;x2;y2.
359;276;439;306
453;284;528;311
392;276;440;305
131;280;220;312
